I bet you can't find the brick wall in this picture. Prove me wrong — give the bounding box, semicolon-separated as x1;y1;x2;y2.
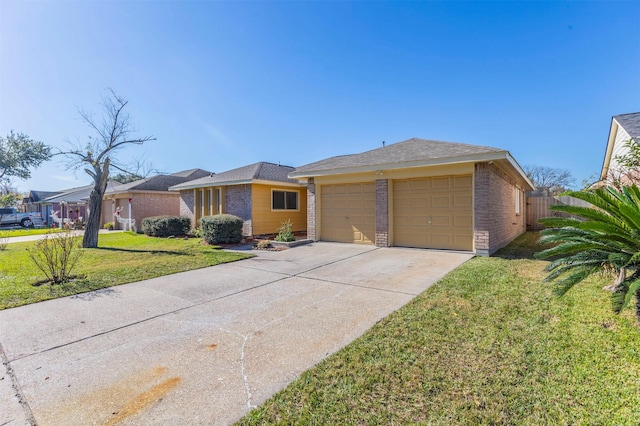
111;193;181;231
474;162;526;256
375;179;389;247
180;190;195;227
307;178;317;241
225;185;253;236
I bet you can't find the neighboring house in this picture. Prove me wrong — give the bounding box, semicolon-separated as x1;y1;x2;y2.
169;162;307;237
103;169;211;229
600;112;640;185
289;138;534;256
23;184;113;226
22;190;61;222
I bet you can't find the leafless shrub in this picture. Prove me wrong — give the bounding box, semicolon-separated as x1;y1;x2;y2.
27;232;83;284
0;231;7;251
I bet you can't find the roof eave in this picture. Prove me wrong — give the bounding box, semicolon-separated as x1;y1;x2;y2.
169;179;253;191
289;152;510;178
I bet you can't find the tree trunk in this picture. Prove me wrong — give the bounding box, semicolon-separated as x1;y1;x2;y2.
635;285;640;325
82;187;104;248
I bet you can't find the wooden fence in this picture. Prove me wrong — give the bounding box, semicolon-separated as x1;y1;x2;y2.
526;195;591;231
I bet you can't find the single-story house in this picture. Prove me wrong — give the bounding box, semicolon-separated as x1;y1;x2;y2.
289;138;534;256
103;169;211;229
169;162;307;237
23;184;117;226
600;112;640;185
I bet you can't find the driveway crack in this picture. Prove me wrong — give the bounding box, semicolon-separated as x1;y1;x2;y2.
1;342;37;425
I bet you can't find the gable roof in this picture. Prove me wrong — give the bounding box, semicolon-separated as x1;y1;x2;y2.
44;182;118;204
600;112;640;180
107;169;211;194
27;190;61;203
169;162;301;191
290;138;532;189
614;112;640;140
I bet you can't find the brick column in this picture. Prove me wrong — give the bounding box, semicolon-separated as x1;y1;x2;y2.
375;179;389;247
307;178;317;241
474;163;490;256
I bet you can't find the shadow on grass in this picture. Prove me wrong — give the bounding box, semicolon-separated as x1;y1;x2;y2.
94;247;188;256
494;232;555;260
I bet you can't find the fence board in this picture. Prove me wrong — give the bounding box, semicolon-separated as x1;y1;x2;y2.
526;195;590;231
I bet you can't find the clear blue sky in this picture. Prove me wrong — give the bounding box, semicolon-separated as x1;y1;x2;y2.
1;1;639;193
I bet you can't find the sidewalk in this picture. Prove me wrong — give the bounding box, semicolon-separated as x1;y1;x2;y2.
3;229;123;244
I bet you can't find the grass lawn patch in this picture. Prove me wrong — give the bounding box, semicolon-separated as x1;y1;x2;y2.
0;227;64;238
237;232;640;425
0;232;251;309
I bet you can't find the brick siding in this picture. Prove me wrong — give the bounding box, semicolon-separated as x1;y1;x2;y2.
474;162;526;256
225;185;253;236
375;179;389;247
307;178;317;241
180;190;195;227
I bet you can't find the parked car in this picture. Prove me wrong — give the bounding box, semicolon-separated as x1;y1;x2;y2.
0;208;39;228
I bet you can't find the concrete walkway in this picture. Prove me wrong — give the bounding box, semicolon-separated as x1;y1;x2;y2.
2;229;121;244
0;243;472;425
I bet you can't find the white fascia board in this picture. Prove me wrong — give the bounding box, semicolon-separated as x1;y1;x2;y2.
288;152;511;178
505;153;535;190
601;118;619;180
169;179;253;191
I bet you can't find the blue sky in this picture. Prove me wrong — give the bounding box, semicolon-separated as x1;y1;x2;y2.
1;1;639;193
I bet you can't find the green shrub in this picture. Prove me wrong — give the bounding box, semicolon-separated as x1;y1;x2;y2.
141;216;192;237
275;219;295;242
103;222;114;230
200;214;243;244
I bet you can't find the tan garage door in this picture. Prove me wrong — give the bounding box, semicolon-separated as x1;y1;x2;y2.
321;183;375;244
393;175;473;250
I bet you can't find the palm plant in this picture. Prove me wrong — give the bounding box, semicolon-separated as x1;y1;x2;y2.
536;185;640;323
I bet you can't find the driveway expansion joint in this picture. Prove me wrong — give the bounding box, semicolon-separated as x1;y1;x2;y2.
1;343;37;426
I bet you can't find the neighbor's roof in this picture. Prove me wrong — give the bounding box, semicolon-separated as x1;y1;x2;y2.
169;162;301;191
107;169;211;194
43;183;114;204
291;137;510;174
614;112;640;140
27;190;61;203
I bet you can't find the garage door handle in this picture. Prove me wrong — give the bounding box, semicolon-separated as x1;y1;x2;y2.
428;217;432;224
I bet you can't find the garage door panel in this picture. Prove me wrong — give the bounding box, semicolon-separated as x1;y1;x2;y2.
393;175;472;251
432;196;450;208
321;183;375;244
454;176;472;187
454;195;472;207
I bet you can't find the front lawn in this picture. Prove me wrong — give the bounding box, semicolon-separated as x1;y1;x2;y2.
238;232;640;425
0;232;251;310
0;227;64;237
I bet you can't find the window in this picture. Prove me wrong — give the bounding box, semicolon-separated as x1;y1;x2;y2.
272;190;298;210
515;187;521;215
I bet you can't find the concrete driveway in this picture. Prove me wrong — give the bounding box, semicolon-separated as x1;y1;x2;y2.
0;242;472;425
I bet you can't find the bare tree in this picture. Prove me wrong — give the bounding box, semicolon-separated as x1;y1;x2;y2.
58;90;155;248
524;165;575;195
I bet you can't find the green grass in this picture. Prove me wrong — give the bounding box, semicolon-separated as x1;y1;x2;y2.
237;232;640;425
0;232;251;309
0;227;64;237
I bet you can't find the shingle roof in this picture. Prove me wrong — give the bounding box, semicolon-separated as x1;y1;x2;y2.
169;162;300;191
28;190;61;203
291;138;506;176
614;112;640;140
107;169;211;194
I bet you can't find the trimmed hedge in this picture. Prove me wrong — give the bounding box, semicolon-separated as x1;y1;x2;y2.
141;216;192;237
200;214;243;244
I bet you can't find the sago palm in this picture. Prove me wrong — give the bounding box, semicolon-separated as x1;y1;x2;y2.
536;185;640;323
